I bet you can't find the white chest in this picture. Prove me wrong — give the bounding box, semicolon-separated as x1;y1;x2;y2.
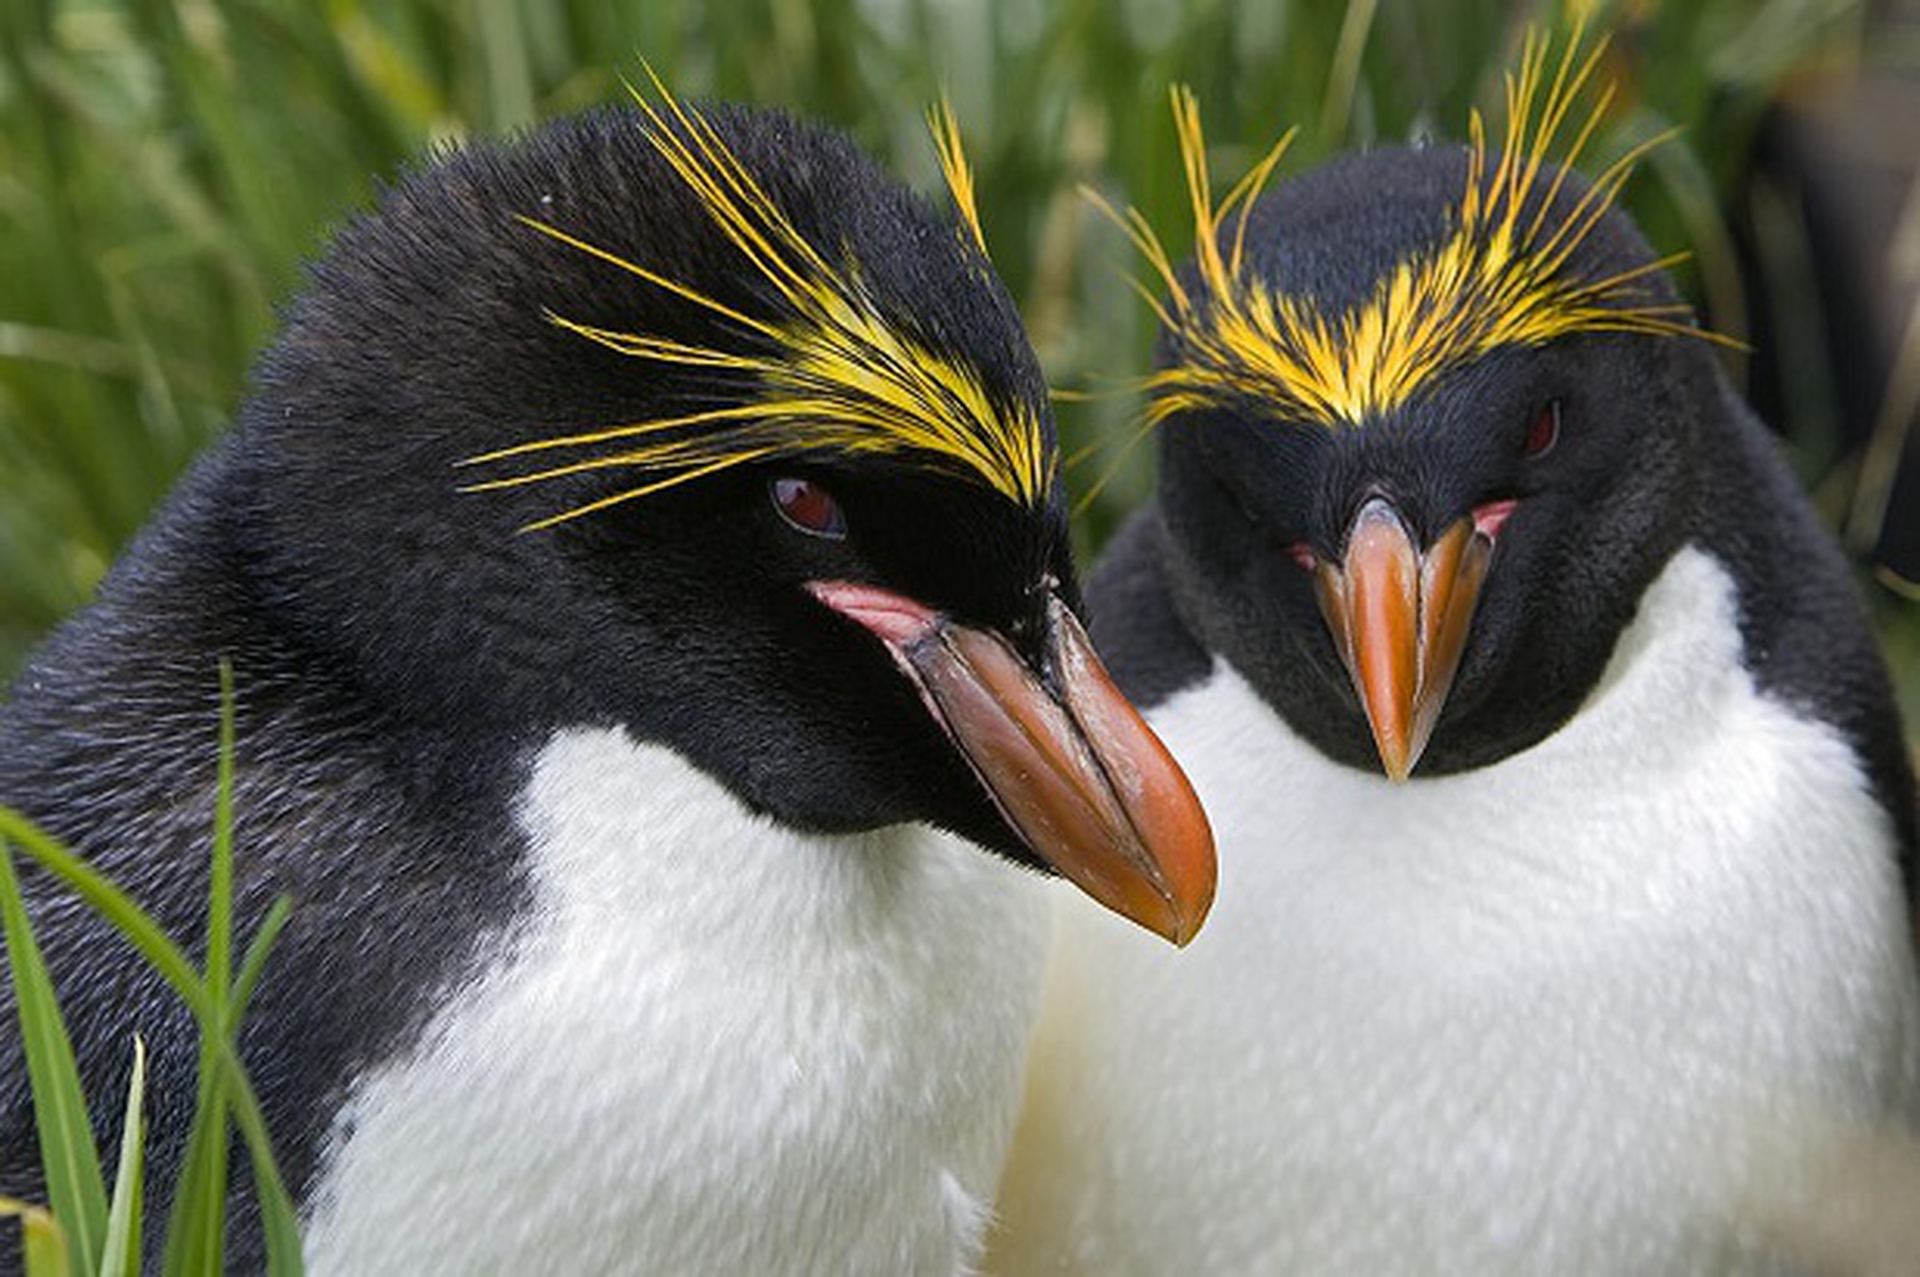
992;547;1918;1276
301;729;1050;1276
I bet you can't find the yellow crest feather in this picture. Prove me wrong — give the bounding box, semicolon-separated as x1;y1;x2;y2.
928;98;989;256
462;74;1051;530
1112;25;1735;431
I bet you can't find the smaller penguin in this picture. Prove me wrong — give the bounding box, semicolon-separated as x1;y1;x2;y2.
992;31;1918;1276
0;91;1213;1272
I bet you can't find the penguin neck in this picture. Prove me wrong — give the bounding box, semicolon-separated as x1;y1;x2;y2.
300;725;1051;1273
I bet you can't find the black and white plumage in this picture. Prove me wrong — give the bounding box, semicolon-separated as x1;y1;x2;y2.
0;99;1212;1272
991;45;1919;1276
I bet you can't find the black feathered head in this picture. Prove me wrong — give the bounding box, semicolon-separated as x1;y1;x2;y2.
1108;28;1732;434
459;80;1055;528
1116;27;1739;781
241;88;1213;943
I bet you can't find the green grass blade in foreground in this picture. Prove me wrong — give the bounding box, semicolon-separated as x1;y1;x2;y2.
0;838;109;1271
163;1064;226;1277
0;1197;73;1277
0;813;305;1274
0;814;203;998
100;1035;147;1277
209;663;236;1010
201;672;304;1277
165;665;237;1277
233;898;293;1020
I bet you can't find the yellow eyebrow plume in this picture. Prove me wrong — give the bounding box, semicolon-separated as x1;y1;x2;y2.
1107;24;1735;433
928;97;988;256
463;77;1051;530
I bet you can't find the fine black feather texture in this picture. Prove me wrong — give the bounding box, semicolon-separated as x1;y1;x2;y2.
0;101;1076;1268
1095;140;1915;877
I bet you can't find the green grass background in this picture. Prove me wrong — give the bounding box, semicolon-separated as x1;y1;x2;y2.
0;0;1914;736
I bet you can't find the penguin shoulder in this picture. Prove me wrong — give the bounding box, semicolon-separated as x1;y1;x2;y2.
1688;370;1918;869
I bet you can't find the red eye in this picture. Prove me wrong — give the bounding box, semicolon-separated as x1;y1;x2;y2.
770;476;847;539
1523;401;1561;459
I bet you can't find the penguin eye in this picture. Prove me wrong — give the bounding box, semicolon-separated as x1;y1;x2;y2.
1522;400;1561;459
770;476;848;540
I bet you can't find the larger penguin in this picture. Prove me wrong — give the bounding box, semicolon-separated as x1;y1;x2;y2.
0;95;1214;1272
991;34;1918;1276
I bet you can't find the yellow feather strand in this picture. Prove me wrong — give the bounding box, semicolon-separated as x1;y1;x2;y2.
928;99;989;256
1107;24;1732;432
458;404;778;473
521;448;781;532
466;75;1051;527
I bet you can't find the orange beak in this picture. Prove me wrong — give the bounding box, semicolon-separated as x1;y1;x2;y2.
810;582;1216;946
1312;498;1492;781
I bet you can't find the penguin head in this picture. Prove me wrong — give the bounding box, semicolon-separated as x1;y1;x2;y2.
237;96;1213;942
1135;50;1724;780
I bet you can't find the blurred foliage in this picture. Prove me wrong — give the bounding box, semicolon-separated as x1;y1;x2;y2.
0;0;1912;730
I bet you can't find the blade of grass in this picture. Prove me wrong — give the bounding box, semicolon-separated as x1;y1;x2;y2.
236;1091;304;1277
0;838;109;1272
164;667;239;1276
162;1065;226;1276
0;1197;72;1277
1319;0;1381;146
226;897;302;1275
0;821;305;1274
0;813;203;1000
233;897;293;1021
0;797;302;1269
100;1035;147;1277
1845;252;1920;556
210;661;235;1004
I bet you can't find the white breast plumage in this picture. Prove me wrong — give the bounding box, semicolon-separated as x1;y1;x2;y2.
301;727;1050;1275
990;545;1918;1275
